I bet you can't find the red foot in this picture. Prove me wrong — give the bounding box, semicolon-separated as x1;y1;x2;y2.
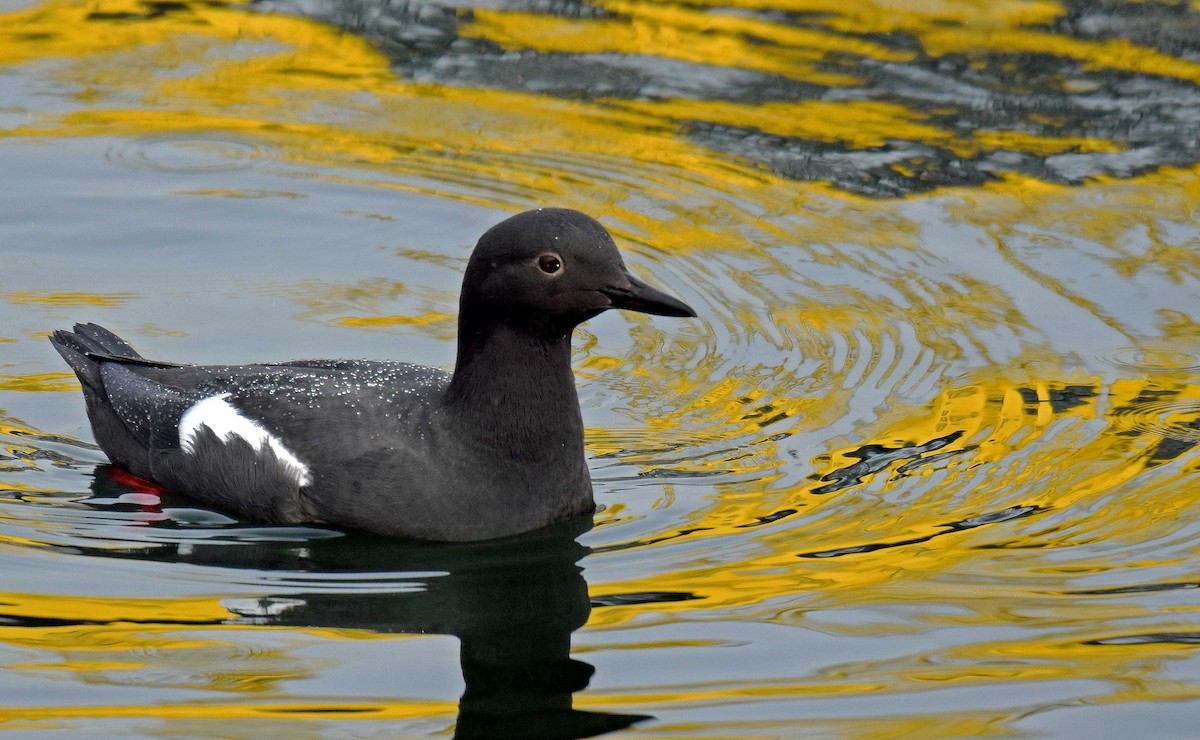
107;468;169;516
108;467;168;494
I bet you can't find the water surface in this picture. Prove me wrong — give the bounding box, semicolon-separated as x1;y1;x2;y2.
2;0;1200;736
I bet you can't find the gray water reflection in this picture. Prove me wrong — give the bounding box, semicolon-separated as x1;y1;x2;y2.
255;0;1200;194
25;468;657;739
4;0;1200;736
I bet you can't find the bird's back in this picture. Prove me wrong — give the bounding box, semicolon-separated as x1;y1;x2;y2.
52;324;462;533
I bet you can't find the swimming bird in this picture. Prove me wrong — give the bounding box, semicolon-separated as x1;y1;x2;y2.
50;208;696;541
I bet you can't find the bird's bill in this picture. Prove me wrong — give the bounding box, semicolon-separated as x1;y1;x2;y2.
602;273;697;318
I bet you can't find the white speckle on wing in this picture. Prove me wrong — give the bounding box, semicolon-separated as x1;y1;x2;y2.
179;393;313;486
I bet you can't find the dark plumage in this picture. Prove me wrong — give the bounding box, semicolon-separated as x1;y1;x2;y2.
50;208;696;541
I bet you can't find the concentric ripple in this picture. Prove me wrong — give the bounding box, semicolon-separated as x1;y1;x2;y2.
1099;346;1200;376
105;134;272;174
1109;394;1200;443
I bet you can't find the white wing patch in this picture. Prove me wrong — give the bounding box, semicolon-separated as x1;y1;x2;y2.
179;393;313;487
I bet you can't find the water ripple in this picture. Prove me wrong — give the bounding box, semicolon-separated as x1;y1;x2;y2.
1109;397;1200;443
1098;346;1200;375
105;134;273;174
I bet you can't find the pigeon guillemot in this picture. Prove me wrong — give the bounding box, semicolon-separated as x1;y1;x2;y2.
50;208;696;541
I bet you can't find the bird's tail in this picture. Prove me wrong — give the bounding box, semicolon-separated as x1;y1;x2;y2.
49;323;146;390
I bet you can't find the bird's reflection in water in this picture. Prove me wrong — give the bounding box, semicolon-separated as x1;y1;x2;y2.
83;468;655;739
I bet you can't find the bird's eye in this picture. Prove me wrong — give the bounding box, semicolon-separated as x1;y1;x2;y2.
538;254;563;274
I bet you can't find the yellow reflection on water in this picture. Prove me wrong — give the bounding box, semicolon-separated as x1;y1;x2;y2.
0;700;454;722
613;98;955;150
5;292;137;308
336;313;454;329
0;590;455;724
606;0;1200;84
0;373;78;392
2;0;1197;211
460;4;898;87
588;373;1200;611
261;278;458;335
4;0;1200;732
0;591;229;625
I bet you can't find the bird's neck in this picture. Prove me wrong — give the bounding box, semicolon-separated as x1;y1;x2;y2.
445;317;586;462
